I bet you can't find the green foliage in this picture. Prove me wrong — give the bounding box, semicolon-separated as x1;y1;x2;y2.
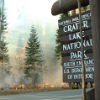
59;12;69;19
0;8;8;34
55;29;61;60
24;66;33;76
0;10;9;64
24;25;43;76
0;39;9;62
55;13;69;60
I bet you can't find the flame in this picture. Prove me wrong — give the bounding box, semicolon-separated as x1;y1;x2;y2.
4;82;69;90
61;83;70;89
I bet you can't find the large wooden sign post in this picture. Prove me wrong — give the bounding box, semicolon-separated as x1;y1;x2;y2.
51;0;100;100
59;11;92;83
58;10;93;100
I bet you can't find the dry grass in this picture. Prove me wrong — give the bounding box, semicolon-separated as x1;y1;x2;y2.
0;87;64;96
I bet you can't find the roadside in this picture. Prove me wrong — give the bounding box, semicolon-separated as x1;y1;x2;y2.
0;87;66;96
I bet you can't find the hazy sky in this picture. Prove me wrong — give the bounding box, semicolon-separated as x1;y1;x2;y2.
5;0;57;28
4;0;59;55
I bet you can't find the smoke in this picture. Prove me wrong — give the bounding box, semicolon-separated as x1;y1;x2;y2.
0;25;63;89
3;0;62;87
35;22;63;85
0;66;23;88
0;69;7;88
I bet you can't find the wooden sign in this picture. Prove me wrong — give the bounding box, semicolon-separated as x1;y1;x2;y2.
58;11;94;82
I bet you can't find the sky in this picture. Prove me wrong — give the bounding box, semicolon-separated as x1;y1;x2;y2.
5;0;57;27
4;0;59;56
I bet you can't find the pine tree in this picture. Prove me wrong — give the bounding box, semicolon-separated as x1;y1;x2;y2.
0;39;8;62
55;13;69;60
55;29;61;60
0;1;9;66
24;25;42;76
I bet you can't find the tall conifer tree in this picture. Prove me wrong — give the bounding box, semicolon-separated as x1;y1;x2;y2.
0;0;9;66
55;29;61;60
24;25;42;76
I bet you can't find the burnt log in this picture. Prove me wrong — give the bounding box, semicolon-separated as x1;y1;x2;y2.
51;0;89;15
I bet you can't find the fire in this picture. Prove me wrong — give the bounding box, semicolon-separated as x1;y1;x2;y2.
5;82;69;90
17;84;25;89
61;83;70;89
26;84;34;89
31;82;51;88
34;82;60;88
6;83;25;90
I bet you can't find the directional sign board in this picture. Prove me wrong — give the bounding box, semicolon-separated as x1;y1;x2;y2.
58;11;94;82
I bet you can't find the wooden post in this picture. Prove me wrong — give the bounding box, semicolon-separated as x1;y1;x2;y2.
90;0;100;100
77;0;86;99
